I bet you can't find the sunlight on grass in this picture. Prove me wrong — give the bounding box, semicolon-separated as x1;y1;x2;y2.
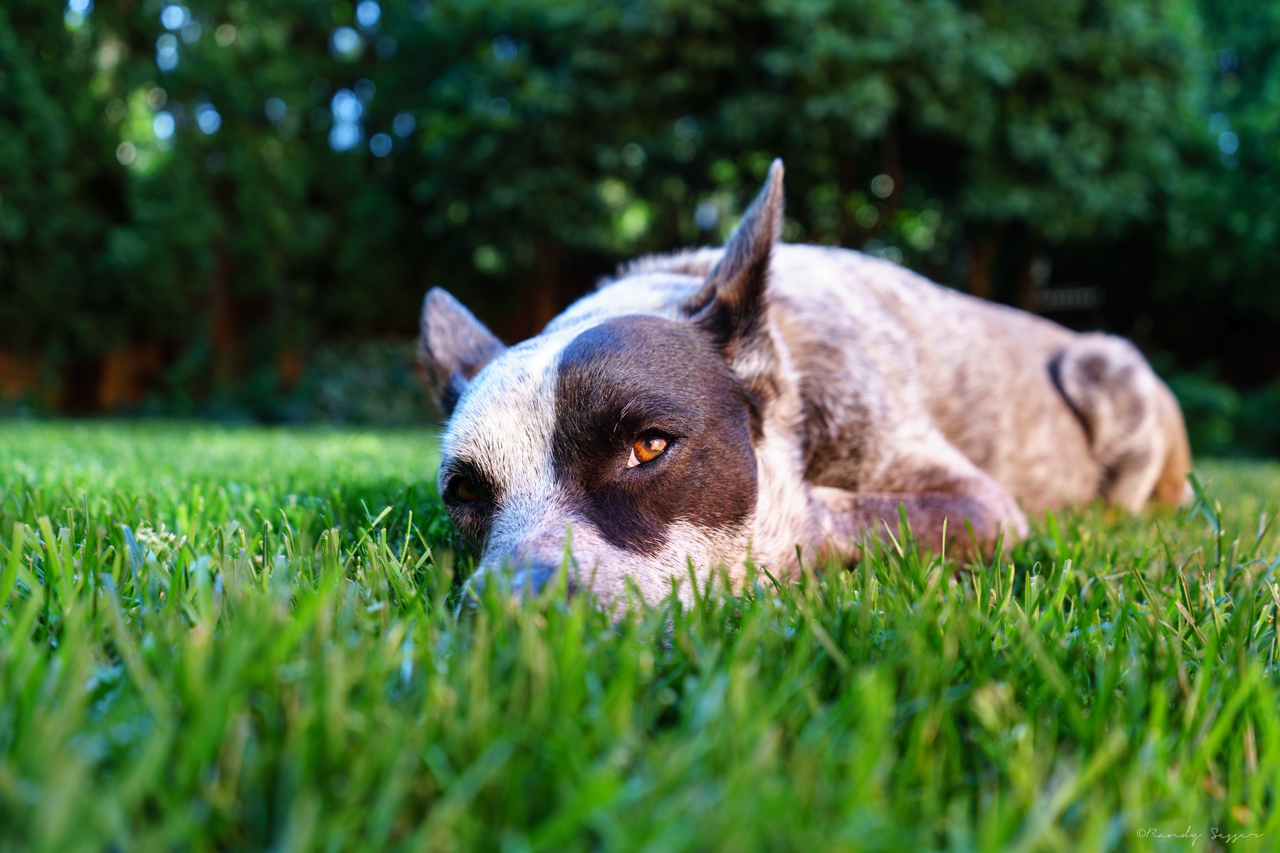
1;422;1278;851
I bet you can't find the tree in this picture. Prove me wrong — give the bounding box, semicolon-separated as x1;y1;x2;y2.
0;0;1261;418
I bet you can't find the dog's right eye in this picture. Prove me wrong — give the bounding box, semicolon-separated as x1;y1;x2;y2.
450;477;483;504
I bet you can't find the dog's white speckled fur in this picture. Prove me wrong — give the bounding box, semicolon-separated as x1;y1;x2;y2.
420;160;1192;605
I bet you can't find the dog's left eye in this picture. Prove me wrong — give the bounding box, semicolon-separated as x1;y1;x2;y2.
627;435;669;468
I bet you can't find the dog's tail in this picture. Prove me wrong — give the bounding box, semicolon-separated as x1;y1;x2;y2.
1053;334;1192;510
1152;380;1193;506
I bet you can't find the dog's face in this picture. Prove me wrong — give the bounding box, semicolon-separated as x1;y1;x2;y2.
435;313;759;602
421;161;785;603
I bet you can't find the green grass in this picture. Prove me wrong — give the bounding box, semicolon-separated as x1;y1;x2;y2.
2;422;1279;852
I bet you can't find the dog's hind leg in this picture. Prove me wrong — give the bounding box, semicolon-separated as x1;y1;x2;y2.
1051;334;1192;510
808;433;1029;561
810;485;1026;563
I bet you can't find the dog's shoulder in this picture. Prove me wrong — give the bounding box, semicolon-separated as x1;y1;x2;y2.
613;246;725;281
541;250;718;337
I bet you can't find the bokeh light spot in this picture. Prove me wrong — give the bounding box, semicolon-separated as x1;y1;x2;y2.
195;104;222;134
598;178;628;209
474;245;504;274
487;97;511;121
331;27;363;61
153;111;176;140
115;141;137;165
370;133;393;157
64;0;92;29
493;35;517;63
265;98;287;123
329;122;362;152
356;1;381;28
332;90;363;123
871;174;895;198
161;5;188;31
694;201;720;231
156;33;179;71
617;203;651;241
392;112;415;137
96;39;121;70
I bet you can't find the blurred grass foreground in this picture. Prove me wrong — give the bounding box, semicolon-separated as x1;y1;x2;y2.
4;1;1280;455
3;422;1280;850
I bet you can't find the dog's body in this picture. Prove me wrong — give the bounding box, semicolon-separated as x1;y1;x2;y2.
421;161;1190;603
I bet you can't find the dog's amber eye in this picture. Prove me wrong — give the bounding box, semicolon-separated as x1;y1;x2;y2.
628;436;668;468
453;478;482;503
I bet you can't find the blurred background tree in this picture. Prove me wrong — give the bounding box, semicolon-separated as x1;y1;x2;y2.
0;0;1276;452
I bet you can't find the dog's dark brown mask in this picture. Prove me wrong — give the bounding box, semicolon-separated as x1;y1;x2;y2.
420;161;786;603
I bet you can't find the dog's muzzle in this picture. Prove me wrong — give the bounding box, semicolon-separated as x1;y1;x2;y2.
463;560;577;604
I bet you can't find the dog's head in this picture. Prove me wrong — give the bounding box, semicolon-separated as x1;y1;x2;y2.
420;161;786;604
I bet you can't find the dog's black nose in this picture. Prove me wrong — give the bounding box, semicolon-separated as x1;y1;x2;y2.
462;561;574;608
510;563;557;596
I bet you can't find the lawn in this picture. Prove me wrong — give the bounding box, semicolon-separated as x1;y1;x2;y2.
1;421;1278;852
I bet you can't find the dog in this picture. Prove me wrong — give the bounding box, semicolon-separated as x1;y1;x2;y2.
419;160;1191;604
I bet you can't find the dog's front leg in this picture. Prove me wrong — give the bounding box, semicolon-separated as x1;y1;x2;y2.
810;483;1028;563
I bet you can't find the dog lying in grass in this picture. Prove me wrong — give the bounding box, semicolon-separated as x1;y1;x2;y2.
419;160;1191;603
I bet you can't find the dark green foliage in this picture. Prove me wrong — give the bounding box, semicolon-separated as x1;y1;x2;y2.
1166;369;1280;458
1157;0;1280;336
2;424;1280;850
1;0;1270;418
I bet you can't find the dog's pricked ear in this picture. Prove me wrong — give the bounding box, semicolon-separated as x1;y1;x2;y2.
684;158;784;353
419;287;506;415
